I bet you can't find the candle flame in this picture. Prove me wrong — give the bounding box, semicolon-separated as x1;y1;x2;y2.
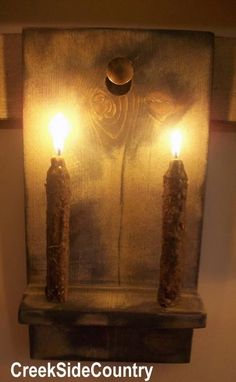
171;130;182;158
49;113;70;155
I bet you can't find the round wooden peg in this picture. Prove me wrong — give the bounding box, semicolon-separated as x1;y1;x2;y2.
107;57;134;85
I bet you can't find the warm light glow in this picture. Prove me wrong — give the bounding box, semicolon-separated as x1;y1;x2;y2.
49;113;70;155
171;130;182;158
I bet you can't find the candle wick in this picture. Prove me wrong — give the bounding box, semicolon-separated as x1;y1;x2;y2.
58;149;61;156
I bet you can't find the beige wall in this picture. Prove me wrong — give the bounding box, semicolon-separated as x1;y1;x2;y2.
0;0;236;36
1;1;236;381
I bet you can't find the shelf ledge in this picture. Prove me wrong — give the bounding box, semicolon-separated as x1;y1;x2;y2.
19;285;206;362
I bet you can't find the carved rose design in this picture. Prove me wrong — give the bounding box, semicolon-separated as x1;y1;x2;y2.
144;91;178;124
91;90;117;120
89;89;129;142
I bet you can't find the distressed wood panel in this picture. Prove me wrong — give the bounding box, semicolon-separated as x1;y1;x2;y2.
23;29;212;288
29;325;193;362
1;34;236;126
19;284;205;362
19;285;206;329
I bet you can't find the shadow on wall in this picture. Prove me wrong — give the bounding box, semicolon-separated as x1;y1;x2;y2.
200;131;236;281
0;130;27;361
211;37;236;121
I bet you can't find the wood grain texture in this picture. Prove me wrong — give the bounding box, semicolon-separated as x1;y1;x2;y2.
28;324;193;362
1;118;236;132
1;34;236;126
20;28;212;363
19;284;203;362
19;285;206;329
23;29;213;289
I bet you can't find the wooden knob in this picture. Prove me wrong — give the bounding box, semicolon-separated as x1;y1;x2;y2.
107;57;134;85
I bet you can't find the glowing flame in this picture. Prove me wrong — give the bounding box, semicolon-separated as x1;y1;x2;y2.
171;130;182;158
49;113;70;155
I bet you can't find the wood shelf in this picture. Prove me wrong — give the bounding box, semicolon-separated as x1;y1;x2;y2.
19;285;206;328
19;285;206;362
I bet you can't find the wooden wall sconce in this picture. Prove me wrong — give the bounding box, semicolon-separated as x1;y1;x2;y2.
19;28;213;362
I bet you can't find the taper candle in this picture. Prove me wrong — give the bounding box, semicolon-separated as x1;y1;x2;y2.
158;131;188;307
46;113;71;302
